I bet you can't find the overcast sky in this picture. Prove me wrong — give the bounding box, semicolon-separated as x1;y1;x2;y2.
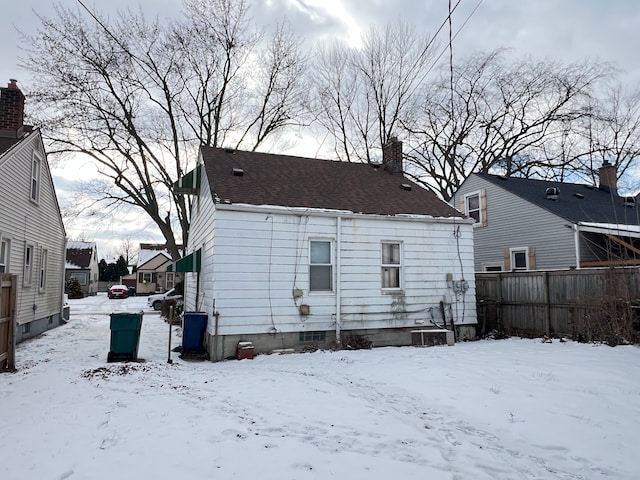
2;0;639;258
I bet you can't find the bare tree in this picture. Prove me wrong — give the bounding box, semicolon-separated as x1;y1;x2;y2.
586;84;640;192
311;21;436;163
20;0;308;259
403;50;612;200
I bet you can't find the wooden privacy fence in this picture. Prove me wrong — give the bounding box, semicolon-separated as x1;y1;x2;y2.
476;268;640;342
0;274;17;371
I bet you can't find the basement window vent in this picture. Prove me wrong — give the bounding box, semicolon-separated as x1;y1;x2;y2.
573;193;584;199
224;148;235;154
299;331;326;343
400;183;412;191
232;168;244;176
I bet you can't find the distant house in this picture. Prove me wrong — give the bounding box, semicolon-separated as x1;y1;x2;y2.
0;80;67;344
131;245;174;295
173;138;477;361
454;163;640;271
65;241;99;296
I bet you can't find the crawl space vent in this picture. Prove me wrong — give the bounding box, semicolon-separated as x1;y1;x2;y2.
232;168;244;176
400;183;412;191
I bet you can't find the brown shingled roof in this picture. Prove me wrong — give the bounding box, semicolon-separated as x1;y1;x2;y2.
66;247;93;269
201;147;459;217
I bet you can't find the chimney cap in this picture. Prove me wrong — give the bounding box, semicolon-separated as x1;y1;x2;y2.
8;79;18;88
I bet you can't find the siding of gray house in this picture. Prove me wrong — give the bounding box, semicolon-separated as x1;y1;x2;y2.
454;175;578;271
0;81;67;343
0;132;67;342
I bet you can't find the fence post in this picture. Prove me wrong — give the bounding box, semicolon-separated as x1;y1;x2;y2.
543;271;551;336
496;274;503;332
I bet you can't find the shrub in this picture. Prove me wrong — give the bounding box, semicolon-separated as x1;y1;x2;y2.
65;277;83;299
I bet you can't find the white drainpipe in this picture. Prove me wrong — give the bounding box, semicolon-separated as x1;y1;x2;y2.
336;216;342;346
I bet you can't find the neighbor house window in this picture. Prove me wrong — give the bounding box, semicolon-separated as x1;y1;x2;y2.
507;247;535;271
381;242;401;289
309;240;332;291
70;271;87;286
484;264;503;272
0;238;9;273
463;190;487;226
139;272;156;284
30;154;41;203
23;244;34;286
39;249;48;290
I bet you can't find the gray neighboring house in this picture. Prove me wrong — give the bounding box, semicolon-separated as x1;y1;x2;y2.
0;80;67;343
65;241;99;297
454;163;640;271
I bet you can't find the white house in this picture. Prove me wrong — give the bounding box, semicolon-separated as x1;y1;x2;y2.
175;138;477;360
0;80;67;346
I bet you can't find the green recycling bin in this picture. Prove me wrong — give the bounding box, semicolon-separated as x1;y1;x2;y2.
108;312;143;362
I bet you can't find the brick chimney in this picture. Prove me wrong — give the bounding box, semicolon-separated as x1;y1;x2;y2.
382;136;403;176
598;161;617;195
0;79;25;138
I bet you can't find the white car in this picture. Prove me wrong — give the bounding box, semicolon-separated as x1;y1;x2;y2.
147;288;182;310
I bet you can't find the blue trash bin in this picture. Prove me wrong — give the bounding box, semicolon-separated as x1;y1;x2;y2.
182;312;208;354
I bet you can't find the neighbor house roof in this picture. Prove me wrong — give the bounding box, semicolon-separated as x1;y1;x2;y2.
0;126;34;163
137;249;172;269
200;147;460;218
477;173;640;226
66;241;97;269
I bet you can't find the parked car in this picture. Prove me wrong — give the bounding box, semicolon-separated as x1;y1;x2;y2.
108;285;129;299
147;288;181;310
127;286;136;297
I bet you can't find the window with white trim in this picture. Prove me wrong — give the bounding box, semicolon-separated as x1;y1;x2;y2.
0;237;9;273
39;249;48;290
166;272;175;289
31;154;41;203
309;240;332;291
24;244;34;286
510;248;529;271
462;189;487;226
381;242;401;289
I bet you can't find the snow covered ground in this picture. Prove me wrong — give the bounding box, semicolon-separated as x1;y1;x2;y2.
1;293;639;480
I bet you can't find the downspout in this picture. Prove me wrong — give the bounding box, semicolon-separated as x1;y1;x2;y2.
335;216;342;347
573;224;581;269
61;235;69;322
